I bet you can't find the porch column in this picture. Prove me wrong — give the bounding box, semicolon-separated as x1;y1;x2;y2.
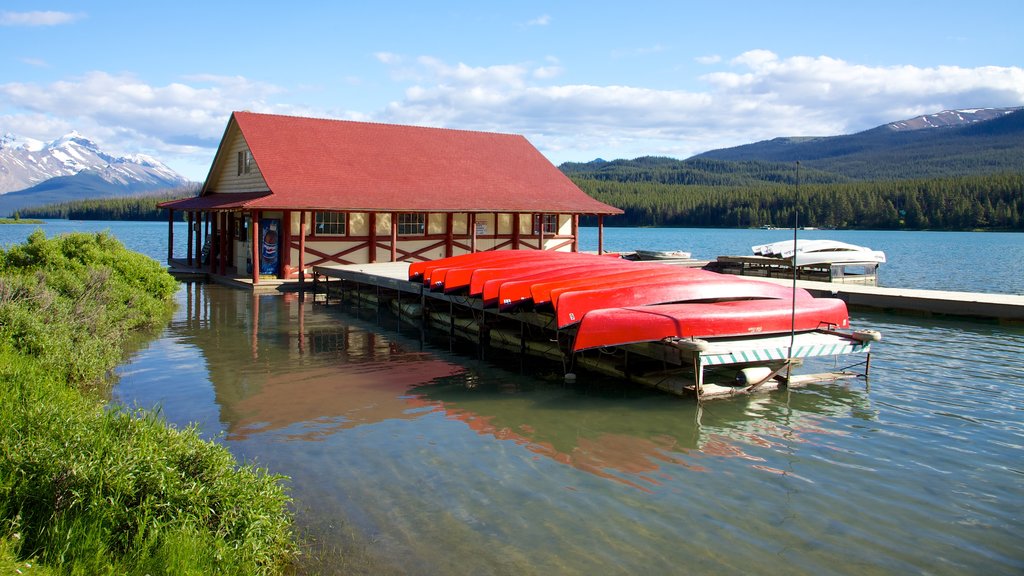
538;213;545;251
572;214;579;252
369;212;377;263
390;212;397;262
299;211;306;285
598;215;605;255
218;212;228;276
512;213;520;250
445;213;454;257
251;210;260;285
281;210;292;278
167;209;174;264
193;212;202;267
187;211;194;266
470;213;477;253
209;211;218;273
204;211;211;260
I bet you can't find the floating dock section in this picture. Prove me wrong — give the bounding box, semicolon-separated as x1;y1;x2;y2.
311;260;877;400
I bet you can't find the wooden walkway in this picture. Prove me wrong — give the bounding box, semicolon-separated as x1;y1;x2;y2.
756;277;1024;323
312;261;1024;323
171;258;1024;323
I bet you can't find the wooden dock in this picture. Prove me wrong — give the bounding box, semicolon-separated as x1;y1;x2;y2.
311;262;1024;323
171;256;1024;323
310;262;883;400
755;277;1024;323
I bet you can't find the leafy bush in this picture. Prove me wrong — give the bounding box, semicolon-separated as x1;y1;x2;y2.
0;231;295;574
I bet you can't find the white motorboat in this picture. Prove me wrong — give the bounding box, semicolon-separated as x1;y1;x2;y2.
752;239;886;266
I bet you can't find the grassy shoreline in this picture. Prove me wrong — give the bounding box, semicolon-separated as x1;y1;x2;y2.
0;231;294;574
0;218;44;225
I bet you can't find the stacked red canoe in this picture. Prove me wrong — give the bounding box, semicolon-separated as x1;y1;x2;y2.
408;250;849;352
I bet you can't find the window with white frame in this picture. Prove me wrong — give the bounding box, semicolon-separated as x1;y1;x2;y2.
397;213;425;235
314;212;346;235
532;214;558;234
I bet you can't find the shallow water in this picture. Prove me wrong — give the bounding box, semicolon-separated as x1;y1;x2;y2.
113;284;1024;575
4;220;1022;573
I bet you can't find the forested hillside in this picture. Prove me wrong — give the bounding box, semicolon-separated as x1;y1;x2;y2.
574;172;1023;231
567;109;1024;231
694;108;1024;180
16;187;196;221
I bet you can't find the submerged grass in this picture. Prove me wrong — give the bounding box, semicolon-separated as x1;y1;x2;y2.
0;230;295;574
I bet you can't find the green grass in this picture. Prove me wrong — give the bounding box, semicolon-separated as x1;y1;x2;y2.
0;230;295;574
0;218;44;224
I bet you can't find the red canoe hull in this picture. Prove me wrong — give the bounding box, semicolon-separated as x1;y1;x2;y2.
555;277;813;328
572;297;850;352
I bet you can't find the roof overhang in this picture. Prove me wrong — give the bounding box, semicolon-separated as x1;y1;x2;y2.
158;192;273;211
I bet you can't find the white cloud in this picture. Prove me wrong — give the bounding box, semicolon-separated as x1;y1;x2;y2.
18;57;49;68
0;72;300;179
0;10;83;26
2;51;1022;180
374;51;1024;161
695;55;721;65
527;14;551;26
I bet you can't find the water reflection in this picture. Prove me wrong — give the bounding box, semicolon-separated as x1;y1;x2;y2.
114;282;1024;575
165;282;873;489
168;283;464;441
411;373;872;490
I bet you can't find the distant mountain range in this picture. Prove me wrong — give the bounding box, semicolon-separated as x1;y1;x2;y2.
561;106;1024;184
0;131;191;216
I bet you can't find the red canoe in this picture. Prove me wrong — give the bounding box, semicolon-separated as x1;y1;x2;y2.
554;277;812;328
548;267;722;309
467;252;626;295
525;266;711;310
422;251;549;287
491;260;684;309
572;297;850;352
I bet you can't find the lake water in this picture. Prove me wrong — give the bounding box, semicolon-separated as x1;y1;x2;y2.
3;221;1023;574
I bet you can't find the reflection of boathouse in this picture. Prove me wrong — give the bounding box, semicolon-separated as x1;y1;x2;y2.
159;112;622;285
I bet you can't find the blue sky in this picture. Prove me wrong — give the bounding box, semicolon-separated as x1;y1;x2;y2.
2;1;1022;181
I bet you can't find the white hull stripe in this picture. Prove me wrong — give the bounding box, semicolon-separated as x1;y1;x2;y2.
702;342;870;366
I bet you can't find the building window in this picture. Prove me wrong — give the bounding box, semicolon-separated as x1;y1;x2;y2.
314;212;346;236
397;213;425;235
237;150;254;175
533;214;558;234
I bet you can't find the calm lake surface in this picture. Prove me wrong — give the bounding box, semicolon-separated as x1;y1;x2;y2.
3;221;1023;574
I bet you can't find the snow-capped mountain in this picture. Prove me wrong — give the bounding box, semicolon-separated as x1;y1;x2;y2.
887;107;1023;131
0;131;189;195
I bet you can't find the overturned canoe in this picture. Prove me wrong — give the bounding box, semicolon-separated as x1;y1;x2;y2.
572;297;849;352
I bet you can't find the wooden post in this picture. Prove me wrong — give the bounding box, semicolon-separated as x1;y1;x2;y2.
598;215;605;255
369;212;377;263
187;211;194;266
538;213;545;251
167;209;174;264
227;213;235;264
299;211;306;284
208;212;217;273
445;213;454;257
572;214;579;252
251;210;260;285
390;212;397;262
470;213;477;253
218;212;227;276
194;212;202;268
512;213;520;250
281;210;291;278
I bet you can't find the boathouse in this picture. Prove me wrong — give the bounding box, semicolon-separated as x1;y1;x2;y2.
159;111;622;284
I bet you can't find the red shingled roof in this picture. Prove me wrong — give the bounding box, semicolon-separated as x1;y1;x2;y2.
163;112;622;215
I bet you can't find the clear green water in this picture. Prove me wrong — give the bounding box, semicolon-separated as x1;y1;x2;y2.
4;221;1022;574
114;283;1023;575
